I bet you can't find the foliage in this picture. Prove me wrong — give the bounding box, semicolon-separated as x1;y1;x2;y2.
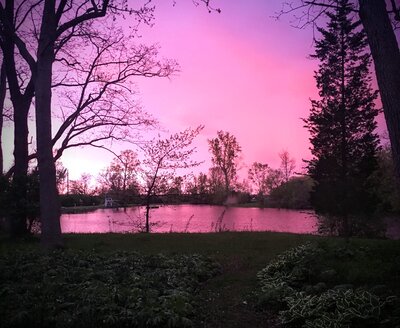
248;162;270;197
60;194;102;207
0;172;40;234
0;250;220;328
208;131;242;194
69;173;93;195
98;150;141;205
256;242;400;327
316;213;386;238
369;145;400;214
304;0;380;235
3;233;400;328
268;176;313;209
281;288;397;328
257;243;322;308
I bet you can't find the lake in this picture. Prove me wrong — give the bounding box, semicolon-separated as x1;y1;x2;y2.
60;205;317;234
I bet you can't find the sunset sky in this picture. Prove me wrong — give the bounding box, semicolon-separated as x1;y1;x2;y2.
2;0;386;181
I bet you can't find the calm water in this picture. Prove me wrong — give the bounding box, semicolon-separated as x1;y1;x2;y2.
60;205;317;234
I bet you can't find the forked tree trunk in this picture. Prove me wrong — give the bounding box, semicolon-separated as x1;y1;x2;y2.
3;0;32;235
36;0;62;247
359;0;400;185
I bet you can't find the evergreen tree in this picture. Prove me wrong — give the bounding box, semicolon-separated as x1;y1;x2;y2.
304;0;380;236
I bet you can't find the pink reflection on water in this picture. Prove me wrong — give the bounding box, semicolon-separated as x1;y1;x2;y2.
60;205;317;234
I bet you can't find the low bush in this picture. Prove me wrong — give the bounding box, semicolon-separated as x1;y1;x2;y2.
256;243;400;327
0;250;220;328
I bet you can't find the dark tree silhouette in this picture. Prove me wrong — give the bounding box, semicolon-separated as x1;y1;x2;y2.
358;0;400;186
278;0;400;186
248;162;269;197
279;150;296;183
304;0;380;236
0;0;217;247
0;62;5;175
0;0;36;235
208;131;241;195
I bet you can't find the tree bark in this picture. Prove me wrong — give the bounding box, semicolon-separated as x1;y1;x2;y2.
359;0;400;185
10;97;31;236
0;62;5;175
36;0;62;247
2;0;32;235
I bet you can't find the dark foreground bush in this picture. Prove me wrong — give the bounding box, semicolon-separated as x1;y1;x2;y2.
256;242;400;327
0;250;220;328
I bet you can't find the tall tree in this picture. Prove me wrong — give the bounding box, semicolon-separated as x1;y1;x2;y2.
208;131;241;194
279;150;296;183
304;0;380;236
139;126;203;232
278;0;400;184
248;162;269;196
358;0;400;185
0;0;216;247
0;0;36;235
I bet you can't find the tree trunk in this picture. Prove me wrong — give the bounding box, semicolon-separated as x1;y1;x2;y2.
339;23;350;238
9;98;31;236
36;0;62;248
359;0;400;185
145;192;151;233
145;204;150;233
2;0;32;235
0;62;5;175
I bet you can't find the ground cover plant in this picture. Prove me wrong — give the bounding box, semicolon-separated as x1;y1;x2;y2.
0;232;314;328
0;249;220;328
1;233;400;327
256;241;400;327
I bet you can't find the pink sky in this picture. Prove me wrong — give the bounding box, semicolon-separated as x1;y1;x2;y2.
2;0;386;181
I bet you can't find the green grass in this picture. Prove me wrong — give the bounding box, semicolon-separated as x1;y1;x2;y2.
1;232;400;327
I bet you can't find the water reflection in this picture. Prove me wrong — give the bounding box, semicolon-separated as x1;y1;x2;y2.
60;205;317;234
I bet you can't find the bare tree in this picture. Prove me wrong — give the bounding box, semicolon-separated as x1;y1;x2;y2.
138;126;203;233
0;0;215;247
277;0;400;185
248;162;269;196
50;26;177;161
208;131;242;194
0;1;37;235
279;150;296;182
0;1;34;184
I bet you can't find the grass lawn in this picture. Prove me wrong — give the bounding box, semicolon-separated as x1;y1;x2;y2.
1;232;400;327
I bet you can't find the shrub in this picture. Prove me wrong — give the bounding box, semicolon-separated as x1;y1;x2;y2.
0;250;220;328
256;243;400;327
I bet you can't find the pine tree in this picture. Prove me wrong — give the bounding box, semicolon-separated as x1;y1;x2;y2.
304;0;380;236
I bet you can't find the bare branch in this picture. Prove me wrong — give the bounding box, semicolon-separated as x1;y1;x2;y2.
56;0;110;38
